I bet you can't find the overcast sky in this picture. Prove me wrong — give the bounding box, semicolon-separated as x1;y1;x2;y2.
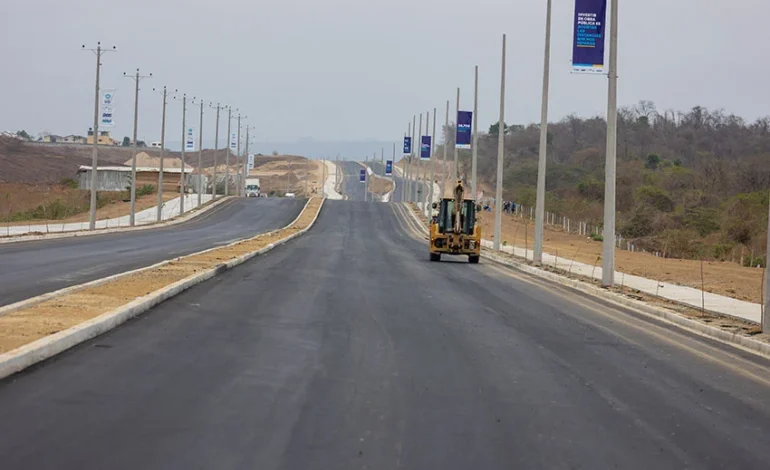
1;0;768;150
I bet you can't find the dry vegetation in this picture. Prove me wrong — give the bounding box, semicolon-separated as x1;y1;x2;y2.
0;198;323;353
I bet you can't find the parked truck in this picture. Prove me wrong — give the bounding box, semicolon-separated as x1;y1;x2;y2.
245;177;261;198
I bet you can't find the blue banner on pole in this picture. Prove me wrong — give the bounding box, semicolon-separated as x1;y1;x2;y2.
403;137;412;155
572;0;607;74
360;169;366;183
385;160;393;176
456;111;472;149
420;136;432;160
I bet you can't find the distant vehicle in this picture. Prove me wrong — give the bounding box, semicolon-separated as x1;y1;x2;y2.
245;177;261;198
429;180;481;264
150;141;162;148
285;192;296;198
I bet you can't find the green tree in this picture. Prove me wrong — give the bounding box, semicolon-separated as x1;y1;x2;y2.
15;130;31;140
645;153;661;170
488;122;507;137
121;136;131;147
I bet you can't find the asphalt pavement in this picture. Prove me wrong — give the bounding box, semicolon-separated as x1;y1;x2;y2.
339;161;367;201
1;200;770;469
0;197;306;307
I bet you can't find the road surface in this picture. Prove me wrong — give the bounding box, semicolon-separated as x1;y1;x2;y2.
339;161;367;201
1;201;769;469
0;198;305;307
367;160;430;203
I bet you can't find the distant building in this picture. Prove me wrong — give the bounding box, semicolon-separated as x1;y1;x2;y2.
62;135;87;144
86;128;119;146
41;135;64;143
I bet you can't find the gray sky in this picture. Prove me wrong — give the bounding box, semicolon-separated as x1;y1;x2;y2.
1;0;768;150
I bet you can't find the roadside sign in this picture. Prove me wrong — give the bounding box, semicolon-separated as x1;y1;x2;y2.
385;160;393;176
360;169;366;183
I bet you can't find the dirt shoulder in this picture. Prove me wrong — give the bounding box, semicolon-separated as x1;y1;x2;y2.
0;198;323;354
476;212;764;304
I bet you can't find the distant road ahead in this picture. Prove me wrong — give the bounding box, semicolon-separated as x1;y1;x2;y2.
0;198;305;306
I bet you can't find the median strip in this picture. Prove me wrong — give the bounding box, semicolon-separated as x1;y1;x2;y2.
0;197;324;379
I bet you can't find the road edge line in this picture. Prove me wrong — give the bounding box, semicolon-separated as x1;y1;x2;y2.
0;198;324;380
0;196;235;245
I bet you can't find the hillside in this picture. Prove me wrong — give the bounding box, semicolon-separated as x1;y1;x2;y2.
439;102;770;263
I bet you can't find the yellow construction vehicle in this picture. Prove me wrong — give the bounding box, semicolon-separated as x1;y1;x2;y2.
429;180;481;263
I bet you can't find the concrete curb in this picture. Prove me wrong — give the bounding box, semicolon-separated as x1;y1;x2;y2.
399;202;770;359
0;198;324;380
0;196;234;245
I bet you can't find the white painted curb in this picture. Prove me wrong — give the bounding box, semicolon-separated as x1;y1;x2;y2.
0;196;235;245
0;198;324;380
399;202;770;359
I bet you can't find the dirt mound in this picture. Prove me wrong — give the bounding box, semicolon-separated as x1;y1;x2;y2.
124;152;183;169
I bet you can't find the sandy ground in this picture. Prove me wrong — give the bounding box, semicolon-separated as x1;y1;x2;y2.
477;213;764;304
368;174;394;195
250;159;324;197
3;192;179;227
0;198;322;354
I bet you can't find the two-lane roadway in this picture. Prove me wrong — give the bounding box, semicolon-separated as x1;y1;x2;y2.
0;198;306;306
1;200;770;468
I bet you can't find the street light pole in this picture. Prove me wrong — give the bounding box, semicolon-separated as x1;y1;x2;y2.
454;87;460;181
153;86;168;223
124;68;152;227
211;102;220;199
195;98;204;207
534;0;553;265
225;107;233;196
602;0;619;286
244;125;251;197
430;106;436;212
179;94;187;216
82;42;115;230
443;100;449;199
494;34;506;252
417;112;422;206
236;113;242;197
472;65;479;201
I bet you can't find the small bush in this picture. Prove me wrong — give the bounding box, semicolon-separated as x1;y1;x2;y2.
60;178;78;189
137;184;155;197
590;233;604;242
743;255;766;268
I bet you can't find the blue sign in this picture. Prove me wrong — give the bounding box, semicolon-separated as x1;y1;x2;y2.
360;169;366;183
456;111;472;149
385;160;393;176
403;136;412;155
572;0;607;73
420;136;432;160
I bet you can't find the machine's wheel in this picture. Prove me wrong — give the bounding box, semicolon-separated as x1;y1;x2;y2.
430;253;441;262
469;255;480;264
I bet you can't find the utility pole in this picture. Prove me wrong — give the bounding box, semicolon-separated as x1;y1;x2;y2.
305;156;309;196
602;0;619;286
179;93;187;216
443;100;449;199
153;86;168;223
392;142;396;203
472;65;479;201
82;42;115;230
196;97;204;207
454;87;460;180
494;34;506;251
210;102;220;199
225;107;233;196
422;112;429;212
124;68;152;227
534;0;553;265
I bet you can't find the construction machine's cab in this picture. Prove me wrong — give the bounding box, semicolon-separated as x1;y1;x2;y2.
429;181;482;264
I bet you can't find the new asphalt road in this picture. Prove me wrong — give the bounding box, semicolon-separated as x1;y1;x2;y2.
0;197;306;307
1;201;770;469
